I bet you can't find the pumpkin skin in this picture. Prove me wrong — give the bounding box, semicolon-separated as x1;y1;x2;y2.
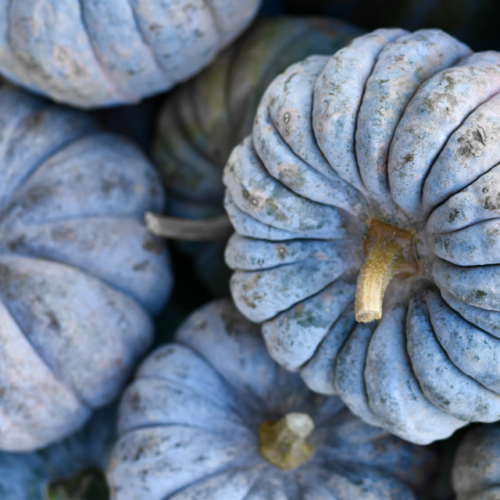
0;0;261;108
223;28;500;445
152;16;363;294
0;86;172;452
0;405;115;500
452;424;500;500
107;298;435;500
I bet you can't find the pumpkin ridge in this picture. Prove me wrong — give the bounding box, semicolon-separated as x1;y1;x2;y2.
0;129;97;220
246;21;334;127
129;374;250;426
200;0;222;44
170;87;225;169
123;0;170;80
415;91;495;212
77;0;132;102
0;293;90;410
0;254;154;408
0;216;169;311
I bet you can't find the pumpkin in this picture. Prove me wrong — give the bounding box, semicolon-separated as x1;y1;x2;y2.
148;16;363;295
0;405;116;500
0;85;172;452
0;0;261;108
223;27;500;445
107;298;435;500
452;423;500;500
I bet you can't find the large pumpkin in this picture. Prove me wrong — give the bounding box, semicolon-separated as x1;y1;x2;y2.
223;28;500;444
107;298;435;500
149;16;363;294
452;423;500;500
0;85;172;451
0;0;261;108
0;405;115;500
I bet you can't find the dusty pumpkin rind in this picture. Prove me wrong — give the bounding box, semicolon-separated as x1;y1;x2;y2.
223;27;500;444
0;86;172;452
107;299;435;500
0;0;261;108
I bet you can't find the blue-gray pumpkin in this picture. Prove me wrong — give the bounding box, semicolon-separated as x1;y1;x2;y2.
0;0;261;108
0;405;115;500
150;16;363;295
0;85;172;451
452;423;500;500
224;28;500;444
107;298;435;500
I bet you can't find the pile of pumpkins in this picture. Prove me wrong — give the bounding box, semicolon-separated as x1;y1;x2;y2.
1;1;500;499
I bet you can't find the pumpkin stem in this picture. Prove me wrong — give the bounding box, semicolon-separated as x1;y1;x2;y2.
46;468;109;500
145;212;233;241
258;412;315;470
355;217;419;323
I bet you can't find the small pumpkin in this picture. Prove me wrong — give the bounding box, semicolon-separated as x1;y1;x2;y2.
452;423;500;500
0;405;115;500
148;16;363;294
0;0;261;108
224;28;500;444
107;298;435;500
0;86;172;451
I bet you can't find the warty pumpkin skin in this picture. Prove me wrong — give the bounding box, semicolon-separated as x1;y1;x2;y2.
0;86;172;452
151;16;363;294
452;424;500;500
0;405;115;500
107;298;435;500
223;28;500;444
0;0;261;108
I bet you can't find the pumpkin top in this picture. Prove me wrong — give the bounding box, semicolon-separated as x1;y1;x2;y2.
107;298;435;500
224;28;500;444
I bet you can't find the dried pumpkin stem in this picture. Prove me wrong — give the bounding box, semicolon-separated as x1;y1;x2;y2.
258;412;315;470
46;468;109;500
145;212;233;241
355;218;419;323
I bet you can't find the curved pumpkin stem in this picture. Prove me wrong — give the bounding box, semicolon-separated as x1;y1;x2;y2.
258;412;315;470
145;212;233;241
355;217;419;323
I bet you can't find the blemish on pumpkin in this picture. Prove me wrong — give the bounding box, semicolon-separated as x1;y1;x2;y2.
130;391;142;411
46;311;61;332
133;261;149;271
475;290;487;300
7;236;26;252
448;208;460;223
275;245;286;257
101;179;118;194
484;194;500;211
402;153;414;164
